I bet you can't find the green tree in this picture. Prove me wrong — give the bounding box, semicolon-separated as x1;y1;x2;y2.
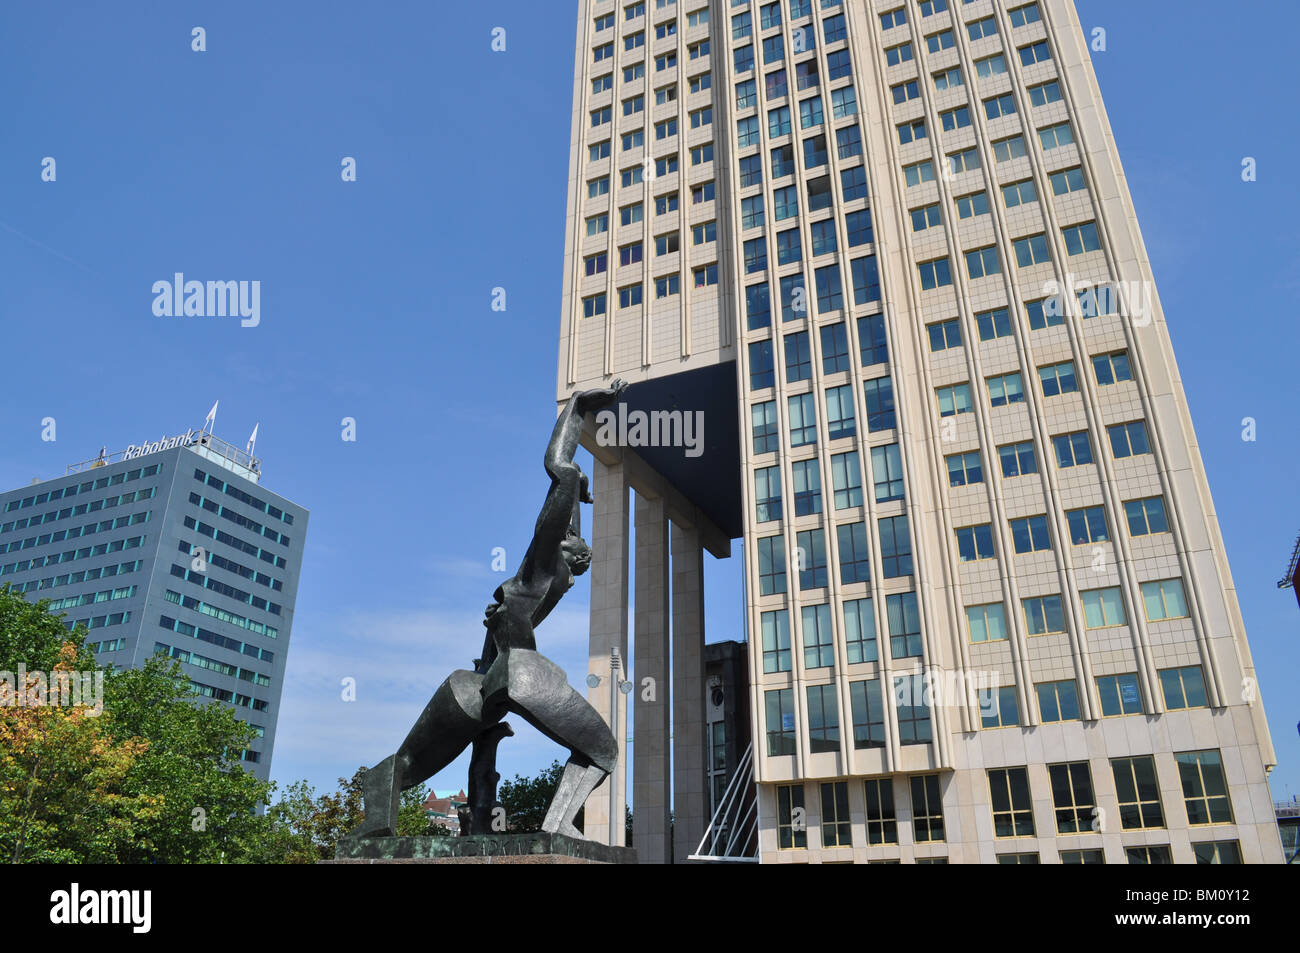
0;585;273;863
498;760;584;833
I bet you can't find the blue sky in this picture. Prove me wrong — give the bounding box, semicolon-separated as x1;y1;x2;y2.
1;1;1297;808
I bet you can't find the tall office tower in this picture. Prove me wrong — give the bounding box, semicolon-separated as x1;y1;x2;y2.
557;0;1283;863
0;429;307;780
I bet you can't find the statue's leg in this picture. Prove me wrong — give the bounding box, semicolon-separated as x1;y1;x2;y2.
481;648;617;839
349;669;488;838
542;762;611;838
466;721;514;835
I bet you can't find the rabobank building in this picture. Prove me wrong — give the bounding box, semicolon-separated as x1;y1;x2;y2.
0;425;307;779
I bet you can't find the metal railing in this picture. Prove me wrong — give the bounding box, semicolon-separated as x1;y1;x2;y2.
688;742;759;862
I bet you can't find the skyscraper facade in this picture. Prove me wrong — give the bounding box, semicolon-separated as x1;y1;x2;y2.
0;430;307;780
557;0;1282;863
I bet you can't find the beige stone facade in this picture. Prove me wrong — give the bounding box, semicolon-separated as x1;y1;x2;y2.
557;0;1282;863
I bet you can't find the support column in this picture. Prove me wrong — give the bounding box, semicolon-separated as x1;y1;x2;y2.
633;492;671;864
584;458;629;845
671;521;707;864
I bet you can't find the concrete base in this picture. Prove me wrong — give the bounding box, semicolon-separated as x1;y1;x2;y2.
331;833;638;864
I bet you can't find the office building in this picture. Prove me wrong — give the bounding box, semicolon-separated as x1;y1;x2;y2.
0;427;308;780
557;0;1282;862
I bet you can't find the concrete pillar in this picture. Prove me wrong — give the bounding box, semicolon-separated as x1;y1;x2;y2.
584;458;629;845
633;492;672;863
671;521;707;863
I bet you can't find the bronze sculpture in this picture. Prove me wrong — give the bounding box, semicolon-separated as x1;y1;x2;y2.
350;381;628;840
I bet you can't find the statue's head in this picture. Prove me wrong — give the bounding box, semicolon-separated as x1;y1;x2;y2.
561;531;592;576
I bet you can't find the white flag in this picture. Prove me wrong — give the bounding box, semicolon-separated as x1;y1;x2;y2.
246;423;259;456
203;401;219;432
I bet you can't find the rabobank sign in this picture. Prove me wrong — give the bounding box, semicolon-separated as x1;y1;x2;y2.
122;430;197;460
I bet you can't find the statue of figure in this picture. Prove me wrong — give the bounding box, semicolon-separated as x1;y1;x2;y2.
350;381;629;840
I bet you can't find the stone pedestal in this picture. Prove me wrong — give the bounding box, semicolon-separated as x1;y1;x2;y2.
330;833;638;864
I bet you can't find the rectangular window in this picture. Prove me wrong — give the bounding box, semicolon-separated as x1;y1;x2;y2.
979;685;1020;728
911;203;942;233
1065;505;1108;545
911;775;944;842
1141;578;1188;622
1025;297;1064;330
1019;39;1051;66
1038;361;1078;398
985;91;1018;119
927;318;961;351
1013;233;1050;268
785;331;812;383
754;465;782;524
831;451;863;509
948;147;980;175
1023;594;1065;635
987;372;1024;407
752;401;779;454
988;767;1035;837
940;105;970;131
1039;122;1075;150
1092;350;1132;386
885;43;913;67
1002;178;1037;208
904;160;935;187
1009;515;1051;554
883;592;923;662
802;604;834;668
894;672;931;744
846;672;888;749
1048;762;1096;834
891;79;919;104
936;382;973;417
1051;166;1086;195
791;458;822;517
999;440;1037;478
820;780;851;846
1036;679;1080;722
966;602;1008;644
1052;430;1093;469
825;384;856;440
918;257;953;290
968;15;997;40
975;53;1007;78
975;306;1011;340
857;310;887;363
760;609;791;673
1029;80;1062;108
844;598;877;664
1108;421;1152;459
870;444;904;503
1063;221;1101;256
933;66;963;90
777;783;806;847
955;524;994;562
946;450;983;487
1009;3;1042;28
787;393;817;447
1097;673;1143;716
862;376;896;431
863;778;897;844
1112;756;1165;830
749;340;774;391
1160;665;1208;711
1127;846;1173;865
967;245;1003;278
796;528;828;589
879;516;912;578
1193;841;1242;864
757;535;786;595
954;191;989;219
1079;586;1126;629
